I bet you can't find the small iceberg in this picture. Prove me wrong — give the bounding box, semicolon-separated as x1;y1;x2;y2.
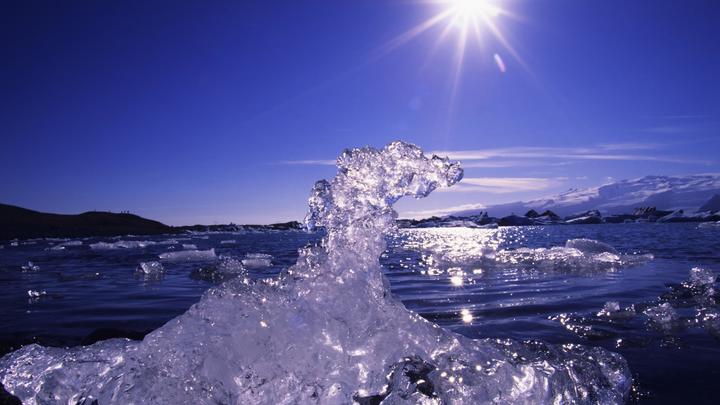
90;240;156;250
135;261;165;278
20;262;40;272
59;240;83;247
643;302;679;329
190;257;246;282
158;248;217;262
26;290;47;298
241;253;272;268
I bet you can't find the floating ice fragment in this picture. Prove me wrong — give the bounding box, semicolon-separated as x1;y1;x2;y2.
190;257;246;282
182;244;198;250
158;248;217;262
90;240;156;250
155;239;180;245
565;238;618;255
135;261;165;277
241;253;272;268
643;303;679;327
598;301;621;316
27;290;47;298
689;267;716;286
20;262;40;272
220;240;236;245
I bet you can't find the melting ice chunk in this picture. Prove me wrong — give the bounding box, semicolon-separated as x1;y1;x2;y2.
190;257;246;282
565;238;618;255
644;302;679;327
689;267;716;286
90;240;156;250
159;249;217;262
597;301;621;317
59;240;83;247
27;290;47;298
20;262;40;272
241;253;272;268
135;261;165;277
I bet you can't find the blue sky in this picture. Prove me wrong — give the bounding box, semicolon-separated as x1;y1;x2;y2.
2;0;719;225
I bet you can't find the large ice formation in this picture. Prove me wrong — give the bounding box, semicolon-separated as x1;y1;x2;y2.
0;142;631;404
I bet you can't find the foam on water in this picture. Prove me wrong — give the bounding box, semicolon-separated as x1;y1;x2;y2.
0;142;631;404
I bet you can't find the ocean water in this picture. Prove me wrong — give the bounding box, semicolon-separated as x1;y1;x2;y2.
2;224;718;403
0;143;718;404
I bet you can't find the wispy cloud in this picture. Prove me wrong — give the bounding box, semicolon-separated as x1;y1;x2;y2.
430;143;711;165
280;141;713;167
401;203;486;219
640;126;690;134
278;159;336;166
438;177;565;194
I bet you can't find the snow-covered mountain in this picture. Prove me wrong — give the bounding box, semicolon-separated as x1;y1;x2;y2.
453;174;720;218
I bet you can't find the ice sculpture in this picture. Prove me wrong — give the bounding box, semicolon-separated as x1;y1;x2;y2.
0;142;631;404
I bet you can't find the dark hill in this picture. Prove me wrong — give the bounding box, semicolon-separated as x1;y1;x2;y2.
0;203;176;241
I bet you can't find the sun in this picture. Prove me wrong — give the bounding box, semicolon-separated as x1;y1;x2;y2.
376;0;515;76
371;0;521;128
447;0;502;24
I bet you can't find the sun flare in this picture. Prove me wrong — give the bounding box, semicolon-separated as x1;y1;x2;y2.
447;0;502;25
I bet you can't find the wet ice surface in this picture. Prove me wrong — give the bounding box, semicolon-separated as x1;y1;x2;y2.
0;153;717;403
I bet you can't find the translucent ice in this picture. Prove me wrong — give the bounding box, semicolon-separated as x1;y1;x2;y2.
689;267;716;286
20;262;40;272
135;261;165;277
241;253;272;268
489;241;648;274
182;243;198;250
597;301;621;317
26;290;47;298
158;248;218;262
190;257;247;282
0;142;631;404
565;238;618;255
643;303;679;327
90;240;156;250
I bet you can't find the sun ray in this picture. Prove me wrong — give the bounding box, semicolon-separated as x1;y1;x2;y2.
371;9;455;61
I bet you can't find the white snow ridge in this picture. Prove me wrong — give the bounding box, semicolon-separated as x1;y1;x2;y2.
0;142;631;404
